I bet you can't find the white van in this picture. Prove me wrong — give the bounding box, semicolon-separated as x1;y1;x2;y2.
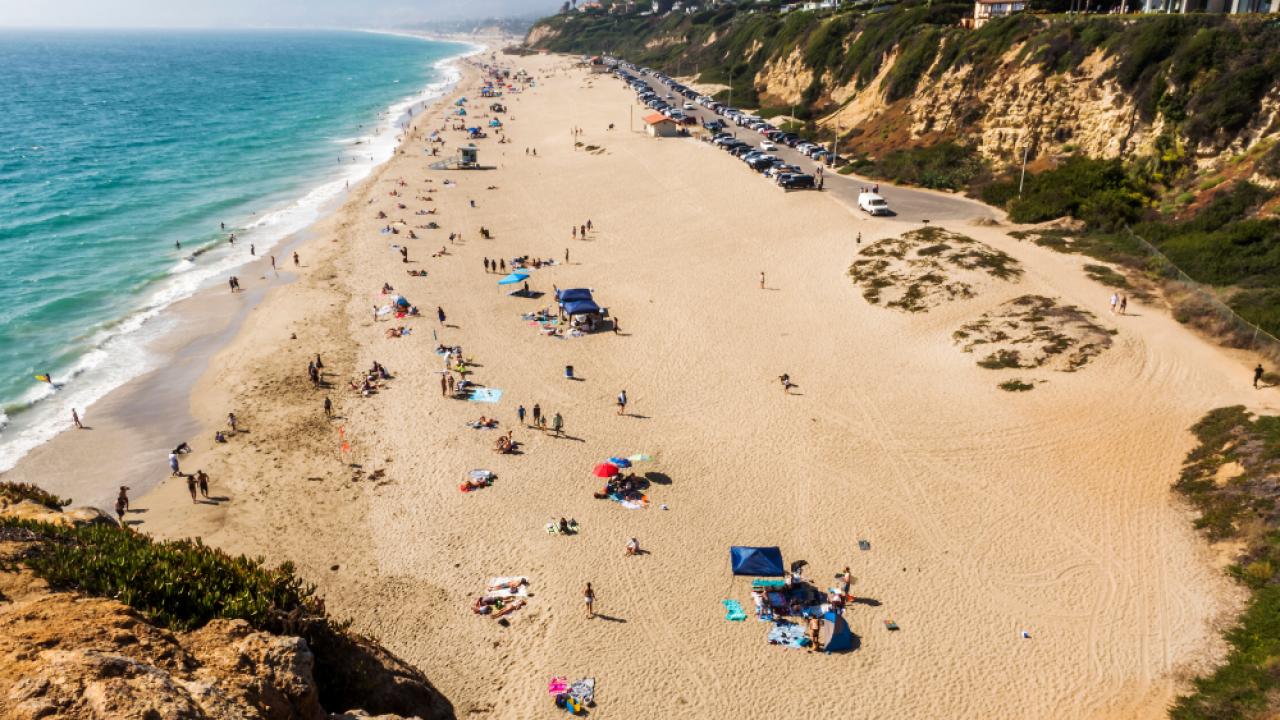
858;192;891;216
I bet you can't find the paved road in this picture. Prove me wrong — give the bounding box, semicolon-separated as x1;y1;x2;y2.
628;73;996;224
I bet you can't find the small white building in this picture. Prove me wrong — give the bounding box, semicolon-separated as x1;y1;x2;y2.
643;112;679;138
968;0;1025;27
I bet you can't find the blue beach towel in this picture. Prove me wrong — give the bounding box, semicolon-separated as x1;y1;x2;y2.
468;388;503;404
723;599;747;622
767;622;810;649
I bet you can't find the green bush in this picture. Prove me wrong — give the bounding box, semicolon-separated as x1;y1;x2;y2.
0;483;69;510
862;142;985;191
1002;156;1151;231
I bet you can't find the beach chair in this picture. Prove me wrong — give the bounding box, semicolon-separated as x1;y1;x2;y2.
884;619;899;631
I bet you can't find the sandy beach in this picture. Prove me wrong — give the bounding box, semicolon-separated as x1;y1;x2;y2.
20;47;1280;718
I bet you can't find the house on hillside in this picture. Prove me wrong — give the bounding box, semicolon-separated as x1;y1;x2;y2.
643;112;679;137
965;0;1025;27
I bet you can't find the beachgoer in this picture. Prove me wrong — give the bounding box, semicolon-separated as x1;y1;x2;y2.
270;255;276;271
584;583;595;618
856;232;862;244
612;316;620;335
229;277;237;293
780;374;795;394
437;306;446;325
168;452;181;476
447;374;456;394
518;404;527;426
552;412;564;437
197;470;209;499
71;408;82;429
499;259;506;272
532;403;542;428
484;258;491;273
572;226;577;239
250;244;256;256
617;389;627;415
186;474;198;503
625;537;640;556
227;412;238;433
759;271;765;290
565;248;570;263
324;397;332;417
580;224;586;238
808;616;822;652
1255;363;1265;389
1109;292;1118;313
1119;294;1128;315
293;252;300;266
587;219;593;231
315;354;324;370
440;375;448;396
115;487;129;525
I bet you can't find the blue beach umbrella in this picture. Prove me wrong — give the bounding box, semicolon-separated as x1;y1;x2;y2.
608;457;632;468
498;272;529;285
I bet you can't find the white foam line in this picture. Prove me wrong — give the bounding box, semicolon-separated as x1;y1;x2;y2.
0;38;475;473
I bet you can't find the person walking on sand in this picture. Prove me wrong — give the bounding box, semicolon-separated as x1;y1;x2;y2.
484;258;491;273
552;412;564;437
1109;292;1118;314
584;582;595;619
227;412;238;433
616;389;627;415
440;375;448;396
612;316;620;335
779;373;796;394
186;473;199;503
250;244;256;256
437;306;446;325
808;615;822;652
532;403;542;429
1119;294;1128;315
293;251;299;267
856;232;862;244
587;219;593;232
518;404;527;426
759;272;766;290
580;224;586;238
71;408;82;429
447;374;456;395
197;470;209;499
625;537;640;556
323;396;332;418
168;451;181;476
1255;363;1265;389
572;225;577;240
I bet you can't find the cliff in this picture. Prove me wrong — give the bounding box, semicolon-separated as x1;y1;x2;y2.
526;4;1280;171
0;491;453;720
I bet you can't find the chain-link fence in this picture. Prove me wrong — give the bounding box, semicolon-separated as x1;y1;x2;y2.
1123;226;1280;365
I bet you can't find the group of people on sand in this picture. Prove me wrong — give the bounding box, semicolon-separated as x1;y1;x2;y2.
1109;291;1129;315
570;219;593;240
515;403;564;436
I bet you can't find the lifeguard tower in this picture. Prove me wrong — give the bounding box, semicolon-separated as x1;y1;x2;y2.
458;145;479;169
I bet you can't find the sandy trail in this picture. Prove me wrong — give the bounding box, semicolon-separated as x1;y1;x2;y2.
130;53;1270;719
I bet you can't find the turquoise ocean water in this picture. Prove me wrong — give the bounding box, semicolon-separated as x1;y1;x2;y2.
0;30;469;469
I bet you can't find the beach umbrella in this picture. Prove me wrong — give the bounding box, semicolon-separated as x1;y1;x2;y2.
608;457;632;469
593;463;619;478
628;453;653;463
498;272;529;285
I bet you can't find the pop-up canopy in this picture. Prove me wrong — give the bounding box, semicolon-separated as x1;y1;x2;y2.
563;299;601;316
556;288;594;303
729;546;784;576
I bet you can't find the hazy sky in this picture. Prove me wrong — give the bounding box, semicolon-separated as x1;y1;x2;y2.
0;0;556;28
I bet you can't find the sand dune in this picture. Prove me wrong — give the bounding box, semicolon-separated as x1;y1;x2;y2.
129;52;1272;718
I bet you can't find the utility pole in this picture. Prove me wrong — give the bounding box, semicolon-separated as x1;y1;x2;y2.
1018;143;1030;196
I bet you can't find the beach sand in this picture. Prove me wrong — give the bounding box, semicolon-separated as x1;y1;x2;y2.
31;50;1276;717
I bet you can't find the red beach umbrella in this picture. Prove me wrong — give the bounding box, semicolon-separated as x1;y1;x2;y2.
593;463;619;478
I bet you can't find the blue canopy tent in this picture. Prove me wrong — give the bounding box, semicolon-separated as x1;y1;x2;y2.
556;288;594;303
819;611;855;653
563;299;601;316
729;546;784;577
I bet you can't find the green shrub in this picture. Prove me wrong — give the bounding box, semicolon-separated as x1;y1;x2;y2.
0;483;69;511
862;142;985;191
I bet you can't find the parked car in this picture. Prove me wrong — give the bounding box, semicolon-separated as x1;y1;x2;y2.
858;192;892;215
780;173;816;190
760;140;777;151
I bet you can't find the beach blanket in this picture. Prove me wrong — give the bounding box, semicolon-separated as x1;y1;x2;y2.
767;622;810;649
486;576;528;599
606;492;647;510
469;388;503;404
752;579;787;589
723;599;747;622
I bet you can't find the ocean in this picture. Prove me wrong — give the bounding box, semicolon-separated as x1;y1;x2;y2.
0;29;470;470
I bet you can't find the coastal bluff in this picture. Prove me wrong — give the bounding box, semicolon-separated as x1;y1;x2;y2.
0;493;453;720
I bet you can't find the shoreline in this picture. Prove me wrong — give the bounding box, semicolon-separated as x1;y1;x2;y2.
0;36;485;508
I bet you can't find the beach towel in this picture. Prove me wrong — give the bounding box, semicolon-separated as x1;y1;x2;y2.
767;622;810;649
752;579;787;589
469;469;494;480
723;599;747;622
486;576;529;599
469;388;503;404
568;678;595;704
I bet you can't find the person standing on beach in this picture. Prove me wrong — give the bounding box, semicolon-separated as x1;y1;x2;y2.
586;219;593;232
437;306;446;325
115;487;129;525
580;224;586;239
565;248;570;264
1119;295;1128;315
229;277;237;293
250;244;256;256
168;451;181;476
532;403;542;429
440;375;448;396
518;404;527;426
270;256;277;274
484;258;491;273
447;374;456;395
759;272;766;290
612;316;620;335
617;390;627;415
293;252;300;267
1109;292;1118;313
227;412;238;433
324;397;332;418
71;408;82;429
779;374;795;394
856;232;861;244
197;470;210;499
572;226;577;240
552;412;564;437
186;474;198;503
1255;363;1265;389
584;582;595;619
